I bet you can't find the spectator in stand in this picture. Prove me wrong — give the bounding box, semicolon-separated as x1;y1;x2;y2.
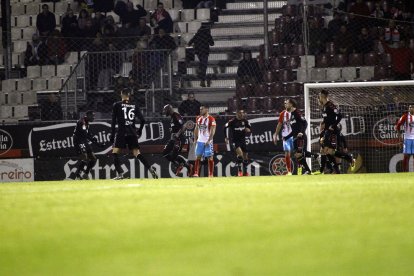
77;0;94;14
354;27;374;53
61;8;79;51
236;50;262;85
381;38;414;80
137;18;152;39
308;17;328;55
114;0;128;20
131;40;150;88
349;0;370;17
149;28;177;50
24;33;48;66
188;25;215;87
46;30;67;65
328;12;344;40
81;18;99;50
41;93;63;121
178;93;201;117
334;25;354;55
78;9;91;31
151;2;173;34
121;2;147;26
371;2;385;19
102;15;118;36
384;20;400;44
92;11;106;33
281;15;301;44
117;23;140;50
36;4;56;39
94;0;114;13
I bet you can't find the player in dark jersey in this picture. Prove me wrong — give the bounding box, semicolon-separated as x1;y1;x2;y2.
283;99;318;175
162;104;193;176
72;110;101;180
318;89;355;173
110;88;158;180
224;109;251;176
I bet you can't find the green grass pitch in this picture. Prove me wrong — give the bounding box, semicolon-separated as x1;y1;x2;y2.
1;174;414;275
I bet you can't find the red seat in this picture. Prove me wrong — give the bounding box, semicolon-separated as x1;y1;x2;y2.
227;97;241;113
236;84;252;98
374;65;390;80
286;82;303;96
269;82;284;96
281;43;292;56
333;54;348;67
316;54;332;67
326;42;336;55
262;97;274;113
272;43;283;56
409;39;414;52
348;53;363;66
364;52;379;66
246;97;259;113
285;56;300;69
263;70;277;83
271;30;282;44
273;97;286;113
253;83;268;97
293;43;305;56
279;69;294;82
270;56;286;70
379;53;392;66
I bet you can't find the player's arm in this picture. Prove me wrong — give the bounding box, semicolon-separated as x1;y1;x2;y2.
207;124;216;145
193;122;199;143
110;104;117;143
245;120;252;133
135;106;146;136
396;113;407;142
274;113;284;143
224;120;232;144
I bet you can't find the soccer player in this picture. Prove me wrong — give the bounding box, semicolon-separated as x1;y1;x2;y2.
318;89;355;173
162;104;193;176
282;99;318;175
224;109;251;176
72;110;101;180
396;104;414;172
193;105;216;177
110;88;158;180
273;99;294;175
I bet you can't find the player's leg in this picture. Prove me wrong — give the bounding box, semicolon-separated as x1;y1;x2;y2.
235;146;244;176
283;137;293;175
325;148;340;174
403;138;414;172
295;152;311;174
112;147;125;179
74;153;87;179
242;152;249;176
83;151;97;179
193;142;205;177
204;143;214;177
132;148;158;179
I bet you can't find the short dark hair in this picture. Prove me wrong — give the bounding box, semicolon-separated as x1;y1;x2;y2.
121;88;131;96
158;2;164;6
287;98;297;108
201;104;209;109
320;89;329;97
42;4;49;9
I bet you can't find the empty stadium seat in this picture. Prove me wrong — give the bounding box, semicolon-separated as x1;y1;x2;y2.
54;2;70;14
168;9;180;22
16;15;30;27
278;69;294;82
359;66;374;81
227;97;241;113
48;78;63;90
326;68;341;81
177;22;188;33
296;68;310;82
12;53;23;66
41;65;56;77
300;55;315;68
269;82;284;96
311;68;326;82
14;105;29;118
188;21;202;33
379;53;392;66
181;9;195;21
18;79;31;91
364;52;378;66
285;56;300;69
348;53;363;66
236;84;252;98
57;64;72;77
2;79;18;92
316;54;332;68
11;28;22;40
13;40;28;53
273;97;286;112
0;106;13;119
262;97;274;113
282;4;297;16
196;8;210;20
32;78;47;91
325;42;336;55
22;91;37;105
1;91;19;104
293;43;305;56
11;4;25;16
23;27;36;40
253;83;268;97
342;67;357;81
27;66;41;78
333;54;348;67
374;65;390;80
263;70;276;83
246;97;258;113
66;51;80;64
270;56;286;70
25;3;39;15
281;43;292;56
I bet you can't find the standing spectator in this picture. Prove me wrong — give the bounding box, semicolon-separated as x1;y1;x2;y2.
78;9;91;31
116;23;140;50
92;12;106;33
354;27;374;53
188;25;215;87
94;0;114;13
328;12;344;40
236;50;262;85
36;4;56;38
149;28;177;50
61;8;79;51
381;38;414;80
334;25;354;54
308;17;328;55
46;30;67;65
81;19;99;50
121;2;147;26
178;93;201;117
137;18;152;39
24;34;48;66
41;93;63;121
151;2;173;34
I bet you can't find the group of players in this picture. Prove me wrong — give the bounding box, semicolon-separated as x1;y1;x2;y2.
71;88;359;180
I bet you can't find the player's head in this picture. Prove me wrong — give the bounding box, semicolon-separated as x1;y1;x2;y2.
319;89;329;104
236;109;245;120
85;110;95;122
121;88;131;99
285;98;297;111
187;93;195;101
163;104;173;116
409;104;414;115
200;105;209;116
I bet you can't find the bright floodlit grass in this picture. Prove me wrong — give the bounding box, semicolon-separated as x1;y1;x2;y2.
1;174;414;275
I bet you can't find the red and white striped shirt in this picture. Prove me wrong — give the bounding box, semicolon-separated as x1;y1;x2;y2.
196;115;216;143
278;110;292;138
396;112;414;139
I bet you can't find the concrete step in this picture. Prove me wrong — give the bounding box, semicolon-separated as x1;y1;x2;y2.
185;79;236;88
218;13;281;23
213;38;264;48
186;66;238;75
226;1;287;10
211;26;265;36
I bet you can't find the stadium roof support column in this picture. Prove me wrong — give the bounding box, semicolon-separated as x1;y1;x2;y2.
263;0;269;59
302;0;310;82
1;0;12;79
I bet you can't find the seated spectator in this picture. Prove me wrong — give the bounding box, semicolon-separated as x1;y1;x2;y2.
354;27;374;54
236;50;262;85
41;93;63;121
121;2;147;26
61;8;79;51
308;17;328;55
334;25;354;55
381;38;414;80
384;20;400;44
24;34;48;66
78;9;91;31
81;19;99;50
178;93;201;117
102;15;118;36
328;12;344;40
149;28;177;50
92;12;106;32
151;2;173;34
349;0;370;16
136;18;152;39
46;30;67;65
36;4;56;38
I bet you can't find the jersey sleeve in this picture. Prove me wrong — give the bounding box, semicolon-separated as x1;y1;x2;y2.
224;119;233;138
111;103;118;138
278;111;284;123
396;113;408;131
210;116;217;126
135;105;146;132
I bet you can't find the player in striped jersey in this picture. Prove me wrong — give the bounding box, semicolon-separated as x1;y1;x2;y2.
193;105;216;177
396;104;414;172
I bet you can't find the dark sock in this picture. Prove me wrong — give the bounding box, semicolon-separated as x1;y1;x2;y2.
243;160;249;174
299;157;311;172
75;160;87;177
236;156;243;173
334;150;352;163
137;154;152;171
113;153;123;174
327;155;340;174
176;155;189;168
320;155;326;173
85;158;97;175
